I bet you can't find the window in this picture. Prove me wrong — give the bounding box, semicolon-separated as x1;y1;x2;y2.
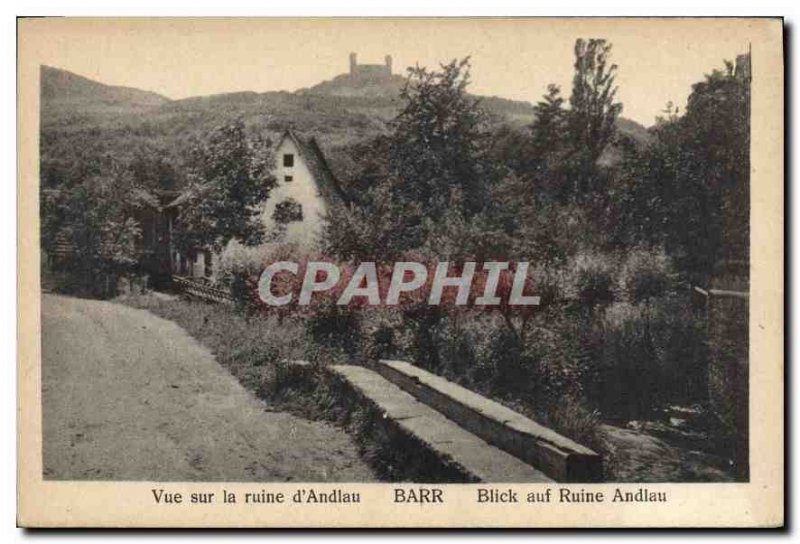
283;153;294;167
273;198;303;224
284;175;293;182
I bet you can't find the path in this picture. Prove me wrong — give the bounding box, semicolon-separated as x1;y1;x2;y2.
41;294;375;482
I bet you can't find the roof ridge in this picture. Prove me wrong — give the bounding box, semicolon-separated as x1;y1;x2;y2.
303;136;349;204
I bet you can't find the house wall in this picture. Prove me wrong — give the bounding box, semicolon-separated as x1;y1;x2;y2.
261;136;328;247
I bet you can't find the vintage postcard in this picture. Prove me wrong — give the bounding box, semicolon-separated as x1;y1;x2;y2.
17;17;783;528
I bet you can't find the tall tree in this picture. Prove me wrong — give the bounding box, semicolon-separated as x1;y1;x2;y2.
525;84;571;202
531;84;567;153
567;38;623;197
389;57;491;222
614;57;751;283
174;120;276;253
326;58;498;262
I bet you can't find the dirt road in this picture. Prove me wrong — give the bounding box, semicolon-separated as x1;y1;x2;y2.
41;294;375;481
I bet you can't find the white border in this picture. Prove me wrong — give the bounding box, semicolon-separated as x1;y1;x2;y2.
7;2;793;542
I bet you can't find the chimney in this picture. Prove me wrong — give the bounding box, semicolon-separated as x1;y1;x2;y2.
349;52;357;74
385;54;393;74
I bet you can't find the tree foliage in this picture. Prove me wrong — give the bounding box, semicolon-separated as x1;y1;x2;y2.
174;120;276;253
563;39;623;200
531;84;567;155
326;58;499;262
389;58;491;220
40;160;154;296
569;39;623;166
613;60;750;282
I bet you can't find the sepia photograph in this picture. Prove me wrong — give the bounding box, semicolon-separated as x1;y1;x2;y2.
17;17;784;528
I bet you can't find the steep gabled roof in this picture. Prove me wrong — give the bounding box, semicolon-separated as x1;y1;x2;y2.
278;129;349;207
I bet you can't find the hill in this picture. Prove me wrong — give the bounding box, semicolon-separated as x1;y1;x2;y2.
41;65;169;111
39;66;652;190
300;70;552;126
300;72;407;99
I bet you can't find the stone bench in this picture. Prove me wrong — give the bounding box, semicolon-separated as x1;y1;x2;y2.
376;359;602;482
328;365;553;483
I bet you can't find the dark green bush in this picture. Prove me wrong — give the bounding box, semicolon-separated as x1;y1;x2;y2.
569;252;617;309
578;296;708;420
620;247;677;303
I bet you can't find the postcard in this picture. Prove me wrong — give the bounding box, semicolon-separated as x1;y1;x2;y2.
17;17;783;528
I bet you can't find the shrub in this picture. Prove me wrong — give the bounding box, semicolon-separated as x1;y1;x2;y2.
538;395;603;454
567;251;617;310
41;170;149;298
216;240;303;308
528;265;564;310
482;322;526;393
258;360;316;401
588;303;661;419
582;295;708;420
619;246;677;303
359;309;403;364
215;239;268;288
302;297;364;364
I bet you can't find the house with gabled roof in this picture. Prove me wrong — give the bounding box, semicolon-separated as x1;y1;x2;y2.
266;129;348;246
166;129;348;280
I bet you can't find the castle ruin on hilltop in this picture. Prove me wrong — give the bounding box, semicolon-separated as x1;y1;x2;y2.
349;53;392;79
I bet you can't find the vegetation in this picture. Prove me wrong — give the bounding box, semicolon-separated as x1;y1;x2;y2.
173;120;277;253
42;40;750;480
314;41;748;474
40;157;156;297
612;60;750;284
41;118;277;295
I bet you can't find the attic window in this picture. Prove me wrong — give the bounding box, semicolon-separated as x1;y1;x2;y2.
283;154;294;167
284;175;293;182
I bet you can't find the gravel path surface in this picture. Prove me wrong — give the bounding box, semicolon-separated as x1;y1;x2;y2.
41;294;375;482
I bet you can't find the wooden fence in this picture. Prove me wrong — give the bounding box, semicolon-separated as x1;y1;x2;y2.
171;275;234;305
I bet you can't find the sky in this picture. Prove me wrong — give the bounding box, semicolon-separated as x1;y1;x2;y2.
22;18;755;126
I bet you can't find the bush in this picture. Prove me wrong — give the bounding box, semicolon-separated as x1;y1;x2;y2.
619;246;677;303
399;310;602;453
257;360;316;401
538;395;602;454
216;240;303;308
527;264;565;310
567;251;617;310
302;297;364;364
41;170;149;298
359;309;403;363
586;303;661;419
215;239;268;288
580;296;708;420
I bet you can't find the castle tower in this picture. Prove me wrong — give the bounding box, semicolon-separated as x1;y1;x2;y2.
349;52;357;75
384;55;393;75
